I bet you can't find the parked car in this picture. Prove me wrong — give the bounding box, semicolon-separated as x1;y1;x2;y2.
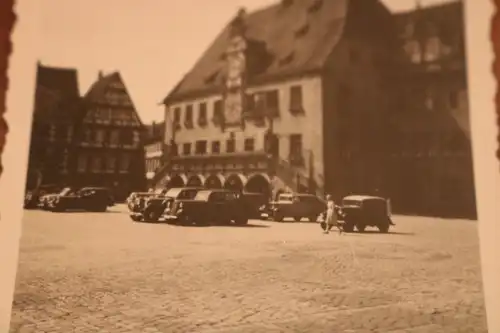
39;187;74;210
164;189;250;226
270;192;327;222
339;195;394;233
126;192;156;213
239;192;268;219
47;187;114;212
129;187;202;223
24;184;62;209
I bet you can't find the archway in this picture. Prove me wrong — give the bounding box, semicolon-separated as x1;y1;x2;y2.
245;173;271;200
205;174;225;189
186;174;204;187
167;174;187;188
224;173;247;192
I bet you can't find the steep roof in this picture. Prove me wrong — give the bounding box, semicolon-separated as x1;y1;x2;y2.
164;0;349;103
36;63;80;98
33;63;82;123
84;71;121;102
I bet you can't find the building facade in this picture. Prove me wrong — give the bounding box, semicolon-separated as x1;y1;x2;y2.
155;0;397;202
26;65;147;201
25;63;84;190
144;121;166;187
74;71;146;200
386;0;476;218
155;0;476;218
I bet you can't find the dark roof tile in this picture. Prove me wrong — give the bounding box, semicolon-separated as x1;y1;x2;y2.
164;0;349;103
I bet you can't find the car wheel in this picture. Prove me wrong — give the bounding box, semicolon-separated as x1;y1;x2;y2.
343;220;355;233
309;215;318;222
356;224;366;232
144;209;161;223
294;216;302;222
235;217;248;226
273;212;284;222
378;224;390;233
130;215;140;222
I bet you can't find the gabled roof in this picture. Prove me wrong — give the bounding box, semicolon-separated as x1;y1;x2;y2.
84;71;121;102
164;0;350;104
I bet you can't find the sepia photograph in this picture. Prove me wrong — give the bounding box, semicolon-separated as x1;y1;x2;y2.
1;0;499;332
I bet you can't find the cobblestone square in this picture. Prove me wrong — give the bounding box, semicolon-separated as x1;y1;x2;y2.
9;207;488;332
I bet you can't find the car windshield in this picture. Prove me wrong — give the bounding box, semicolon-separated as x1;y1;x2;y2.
178;189;199;199
194;191;211;201
343;200;362;207
59;188;72;196
278;194;293;202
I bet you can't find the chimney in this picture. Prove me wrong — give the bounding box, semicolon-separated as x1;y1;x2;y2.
230;7;247;37
98;70;103;80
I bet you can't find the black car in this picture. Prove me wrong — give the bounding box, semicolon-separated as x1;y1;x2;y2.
47;187;114;212
339;195;394;233
165;189;250;226
131;187;203;223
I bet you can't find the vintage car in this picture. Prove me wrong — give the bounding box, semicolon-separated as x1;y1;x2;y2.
270;192;327;222
126;192;156;213
164;189;250;226
339;195;394;233
24;184;62;209
39;187;74;210
129;187;202;222
47;187;114;212
239;192;268;219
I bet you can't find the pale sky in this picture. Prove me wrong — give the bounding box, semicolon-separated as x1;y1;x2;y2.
37;0;455;124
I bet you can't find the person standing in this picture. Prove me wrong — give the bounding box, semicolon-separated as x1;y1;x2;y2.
323;194;340;234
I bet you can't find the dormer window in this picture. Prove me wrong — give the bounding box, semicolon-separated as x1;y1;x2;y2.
424;37;441;62
405;40;422;64
308;0;323;13
295;23;310;38
279;51;295;67
205;70;219;85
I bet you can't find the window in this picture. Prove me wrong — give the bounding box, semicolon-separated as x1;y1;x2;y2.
110;130;119;145
198;102;208;127
120;129;133;145
185;104;194;128
244;138;255;152
173;107;181;125
289;85;304;114
195;140;207;155
120;154;131;172
213;100;223;125
226;139;236;153
92;156;102;173
132;130;141;145
265;90;279;110
405;40;422;64
77;155;87;173
424;37;441;62
107;156;116;172
449;90;459;109
289;134;303;165
212;141;220;154
95;129;105;144
183;143;192;155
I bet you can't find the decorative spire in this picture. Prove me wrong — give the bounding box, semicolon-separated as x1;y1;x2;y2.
230;7;247;37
